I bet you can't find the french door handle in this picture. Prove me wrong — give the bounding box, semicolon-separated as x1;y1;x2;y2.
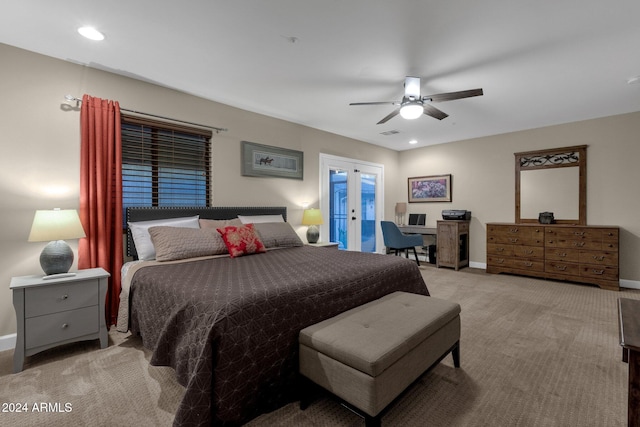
351;216;357;220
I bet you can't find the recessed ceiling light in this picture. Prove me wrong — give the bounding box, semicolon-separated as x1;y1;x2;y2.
78;26;105;41
409;139;418;145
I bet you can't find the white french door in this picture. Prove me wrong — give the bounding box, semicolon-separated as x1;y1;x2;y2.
319;154;384;252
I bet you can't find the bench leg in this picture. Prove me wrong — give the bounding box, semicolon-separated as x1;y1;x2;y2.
364;414;381;427
299;376;315;410
452;341;461;368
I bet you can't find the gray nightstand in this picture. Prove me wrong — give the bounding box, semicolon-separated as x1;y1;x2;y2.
10;267;110;373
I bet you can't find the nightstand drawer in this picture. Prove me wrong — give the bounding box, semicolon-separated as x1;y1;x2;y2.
25;306;99;349
25;280;98;318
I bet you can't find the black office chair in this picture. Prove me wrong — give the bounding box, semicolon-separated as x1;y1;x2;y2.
380;221;423;265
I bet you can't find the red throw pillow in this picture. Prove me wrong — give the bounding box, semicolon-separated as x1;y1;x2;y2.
217;223;266;258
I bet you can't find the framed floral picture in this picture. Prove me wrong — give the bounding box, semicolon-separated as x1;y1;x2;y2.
408;174;452;203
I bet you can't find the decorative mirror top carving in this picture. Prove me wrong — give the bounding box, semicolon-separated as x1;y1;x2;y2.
515;145;587;225
519;150;581;168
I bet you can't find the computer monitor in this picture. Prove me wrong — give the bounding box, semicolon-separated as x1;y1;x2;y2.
408;213;426;226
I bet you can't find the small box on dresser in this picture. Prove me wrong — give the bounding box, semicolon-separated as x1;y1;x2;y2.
10;267;110;373
486;223;619;291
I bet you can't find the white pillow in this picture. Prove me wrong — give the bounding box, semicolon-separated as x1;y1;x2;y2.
238;214;285;224
128;215;200;260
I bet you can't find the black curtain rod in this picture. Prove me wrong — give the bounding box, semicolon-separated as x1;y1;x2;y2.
64;95;228;133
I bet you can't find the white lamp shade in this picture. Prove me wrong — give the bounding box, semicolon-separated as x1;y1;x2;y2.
302;208;324;226
28;209;86;242
395;202;407;214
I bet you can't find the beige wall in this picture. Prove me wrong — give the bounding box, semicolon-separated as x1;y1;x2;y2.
0;44;400;337
398;112;640;285
1;43;638;338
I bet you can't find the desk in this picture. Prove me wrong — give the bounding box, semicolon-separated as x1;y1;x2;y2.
397;226;437;264
618;298;640;426
397;225;437;236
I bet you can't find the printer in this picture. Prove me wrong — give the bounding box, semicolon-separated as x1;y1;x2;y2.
442;210;471;220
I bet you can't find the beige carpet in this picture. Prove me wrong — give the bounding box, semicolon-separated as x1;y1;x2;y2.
1;266;638;426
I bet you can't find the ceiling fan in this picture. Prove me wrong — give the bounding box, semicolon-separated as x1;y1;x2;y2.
350;76;483;124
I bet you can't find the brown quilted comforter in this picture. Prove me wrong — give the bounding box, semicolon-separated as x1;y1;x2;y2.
128;246;429;426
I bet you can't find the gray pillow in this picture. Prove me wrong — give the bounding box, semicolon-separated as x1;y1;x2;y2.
148;226;228;261
254;222;303;248
128;215;200;260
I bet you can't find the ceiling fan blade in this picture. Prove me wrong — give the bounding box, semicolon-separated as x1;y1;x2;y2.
425;88;483;103
349;101;399;106
423;104;449;120
377;108;400;124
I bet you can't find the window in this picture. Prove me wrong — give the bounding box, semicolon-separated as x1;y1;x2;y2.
121;115;212;221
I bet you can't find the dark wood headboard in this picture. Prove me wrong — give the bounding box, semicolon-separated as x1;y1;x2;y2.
125;206;288;258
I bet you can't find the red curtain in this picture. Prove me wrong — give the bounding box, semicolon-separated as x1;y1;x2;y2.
78;95;123;327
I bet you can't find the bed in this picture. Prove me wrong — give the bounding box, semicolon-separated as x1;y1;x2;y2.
116;206;430;426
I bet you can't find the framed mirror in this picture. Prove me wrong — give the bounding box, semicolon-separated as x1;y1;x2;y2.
515;145;587;225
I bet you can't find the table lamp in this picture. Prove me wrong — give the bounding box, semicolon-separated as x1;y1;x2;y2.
28;208;86;277
302;208;324;244
395;202;407;225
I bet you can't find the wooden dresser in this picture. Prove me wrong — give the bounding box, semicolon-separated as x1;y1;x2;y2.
486;223;619;290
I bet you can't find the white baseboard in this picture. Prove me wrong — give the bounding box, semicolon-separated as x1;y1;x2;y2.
469;261;487;269
0;333;16;352
621;279;640;290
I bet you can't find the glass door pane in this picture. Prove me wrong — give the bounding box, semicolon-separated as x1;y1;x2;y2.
360;173;376;252
329;169;348;250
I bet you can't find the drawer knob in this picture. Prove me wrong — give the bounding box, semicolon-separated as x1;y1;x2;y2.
510;227;519;233
524;250;533;255
524;262;533;267
61;323;69;329
61;294;68;300
573;241;585;247
574;231;585;236
593;255;605;261
557;252;567;257
497;258;505;264
556;265;567;271
496;247;504;252
592;269;605;275
509;238;519;243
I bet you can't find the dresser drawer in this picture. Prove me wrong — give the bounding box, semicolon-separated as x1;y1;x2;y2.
545;235;602;251
545;261;580;276
546;248;580;263
487;225;543;246
512;246;544;259
580;265;619;281
25;280;98;318
579;250;619;266
487;243;514;257
488;256;544;272
25;306;99;349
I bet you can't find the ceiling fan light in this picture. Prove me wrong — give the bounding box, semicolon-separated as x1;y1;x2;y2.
78;26;105;41
400;104;423;120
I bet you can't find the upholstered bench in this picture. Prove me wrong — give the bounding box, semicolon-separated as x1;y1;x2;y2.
299;291;461;427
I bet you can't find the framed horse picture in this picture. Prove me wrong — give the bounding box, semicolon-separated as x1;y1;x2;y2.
241;141;304;180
